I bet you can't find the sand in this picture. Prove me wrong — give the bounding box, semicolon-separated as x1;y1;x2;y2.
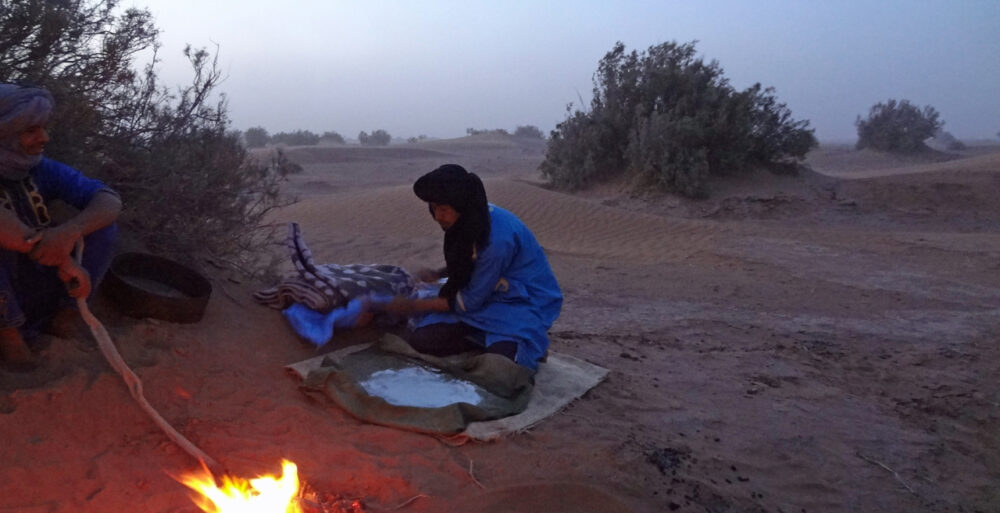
2;134;998;512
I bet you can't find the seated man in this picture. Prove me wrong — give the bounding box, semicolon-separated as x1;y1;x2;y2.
377;164;562;370
0;83;121;367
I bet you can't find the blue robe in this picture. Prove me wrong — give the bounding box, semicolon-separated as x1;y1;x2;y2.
0;158;117;333
414;205;562;369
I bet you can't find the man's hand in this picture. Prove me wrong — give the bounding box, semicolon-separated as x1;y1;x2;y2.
0;211;42;254
30;223;82;267
57;259;91;299
7;230;42;254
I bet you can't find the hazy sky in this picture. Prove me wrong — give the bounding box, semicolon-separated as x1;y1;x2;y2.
125;0;999;142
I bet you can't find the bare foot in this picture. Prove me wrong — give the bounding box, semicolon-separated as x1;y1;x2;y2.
0;328;35;371
43;306;87;340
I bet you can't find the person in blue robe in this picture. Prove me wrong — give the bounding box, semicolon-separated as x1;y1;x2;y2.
0;84;121;367
377;164;562;370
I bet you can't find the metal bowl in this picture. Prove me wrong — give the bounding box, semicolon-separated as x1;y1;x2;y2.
101;252;212;323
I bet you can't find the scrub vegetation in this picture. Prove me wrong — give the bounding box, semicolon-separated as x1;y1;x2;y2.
855;99;943;153
540;41;817;198
0;0;296;274
358;129;392;146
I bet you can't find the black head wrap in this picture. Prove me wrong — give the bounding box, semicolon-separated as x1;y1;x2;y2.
413;164;491;304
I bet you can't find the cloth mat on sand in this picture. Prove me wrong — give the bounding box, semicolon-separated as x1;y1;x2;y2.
286;335;608;441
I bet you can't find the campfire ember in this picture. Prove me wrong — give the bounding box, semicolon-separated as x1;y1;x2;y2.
179;460;365;513
180;459;303;513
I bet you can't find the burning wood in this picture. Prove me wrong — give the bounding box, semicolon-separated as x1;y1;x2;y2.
178;460;365;513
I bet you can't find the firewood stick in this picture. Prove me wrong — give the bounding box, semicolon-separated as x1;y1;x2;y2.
73;242;224;477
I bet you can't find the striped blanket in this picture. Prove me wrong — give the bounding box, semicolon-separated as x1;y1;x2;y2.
254;223;416;312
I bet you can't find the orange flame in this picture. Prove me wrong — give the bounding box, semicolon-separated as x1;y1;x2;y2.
180;459;303;513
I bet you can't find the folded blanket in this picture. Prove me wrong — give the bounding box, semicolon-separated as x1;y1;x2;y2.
254;223;416;312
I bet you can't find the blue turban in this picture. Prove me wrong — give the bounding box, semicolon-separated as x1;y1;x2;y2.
0;84;55;180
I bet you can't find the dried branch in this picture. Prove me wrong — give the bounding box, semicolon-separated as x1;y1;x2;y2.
855;452;918;497
392;494;429;510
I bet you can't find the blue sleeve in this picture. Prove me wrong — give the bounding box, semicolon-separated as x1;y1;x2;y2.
33;158;115;210
454;236;515;313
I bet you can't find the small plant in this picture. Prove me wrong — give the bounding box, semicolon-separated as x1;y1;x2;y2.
855;99;942;153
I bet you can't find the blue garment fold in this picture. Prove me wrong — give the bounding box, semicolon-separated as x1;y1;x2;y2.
282;299;366;347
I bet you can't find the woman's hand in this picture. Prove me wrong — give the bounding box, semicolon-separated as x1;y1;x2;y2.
57;259;91;299
382;296;417;316
30;223;82;267
414;268;441;283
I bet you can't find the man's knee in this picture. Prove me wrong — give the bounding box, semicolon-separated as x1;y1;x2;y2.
84;222;117;248
80;222;117;285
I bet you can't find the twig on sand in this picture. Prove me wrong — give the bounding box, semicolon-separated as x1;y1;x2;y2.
562;412;596;425
216;280;246;306
467;459;485;489
392;494;429;510
856;452;917;496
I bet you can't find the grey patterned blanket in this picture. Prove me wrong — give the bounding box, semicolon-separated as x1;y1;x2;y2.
254;223;416;312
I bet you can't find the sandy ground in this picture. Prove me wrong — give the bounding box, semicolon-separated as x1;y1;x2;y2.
2;135;999;512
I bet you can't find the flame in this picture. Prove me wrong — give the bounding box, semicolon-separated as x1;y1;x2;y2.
180;459;303;513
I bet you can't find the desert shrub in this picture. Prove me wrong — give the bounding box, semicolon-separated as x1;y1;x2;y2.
271;129;319;146
855;99;942;152
0;0;294;274
466;128;510;136
928;129;966;151
244;126;270;148
320;130;345;144
358;129;391;146
514;125;544;139
540;41;817;197
407;134;430;143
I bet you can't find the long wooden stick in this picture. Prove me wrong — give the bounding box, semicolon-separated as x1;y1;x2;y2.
74;242;223;475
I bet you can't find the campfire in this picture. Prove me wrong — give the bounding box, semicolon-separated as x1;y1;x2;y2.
179;460;364;513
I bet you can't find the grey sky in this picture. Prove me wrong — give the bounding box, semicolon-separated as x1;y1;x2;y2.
127;0;1000;142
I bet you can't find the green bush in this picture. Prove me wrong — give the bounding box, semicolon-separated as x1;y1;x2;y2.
358;129;391;146
514;125;544;139
243;126;270;148
540;41;816;197
0;0;294;274
855;99;942;152
271;129;320;146
320;130;345;144
466;128;509;136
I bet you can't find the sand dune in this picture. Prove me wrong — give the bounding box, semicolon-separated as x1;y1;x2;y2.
3;140;999;513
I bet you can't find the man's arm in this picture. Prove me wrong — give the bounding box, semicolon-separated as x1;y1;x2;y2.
30;191;122;267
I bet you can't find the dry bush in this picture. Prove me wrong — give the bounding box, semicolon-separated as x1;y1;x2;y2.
855;99;942;153
540;41;816;197
0;0;295;276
